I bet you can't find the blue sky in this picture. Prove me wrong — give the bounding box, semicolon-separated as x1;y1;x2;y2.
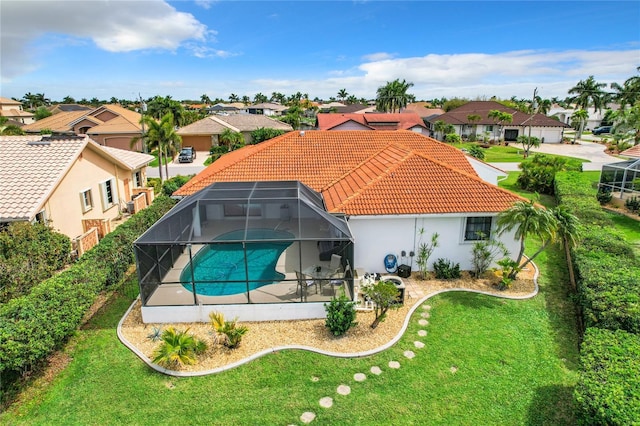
1;0;639;102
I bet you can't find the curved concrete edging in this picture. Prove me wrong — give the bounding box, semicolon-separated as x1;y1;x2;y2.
117;259;539;377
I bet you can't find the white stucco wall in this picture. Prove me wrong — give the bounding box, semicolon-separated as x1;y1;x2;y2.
466;157;507;185
348;214;519;274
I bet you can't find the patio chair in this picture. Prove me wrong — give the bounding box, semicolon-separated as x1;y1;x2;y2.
295;270;318;300
330;254;342;274
327;263;352;297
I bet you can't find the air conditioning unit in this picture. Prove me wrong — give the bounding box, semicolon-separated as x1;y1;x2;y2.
126;201;135;214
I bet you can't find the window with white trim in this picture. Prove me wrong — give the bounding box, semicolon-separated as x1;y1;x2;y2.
80;189;94;212
133;170;142;187
100;178;118;211
464;216;492;241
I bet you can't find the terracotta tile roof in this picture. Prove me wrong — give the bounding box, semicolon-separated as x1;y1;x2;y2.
0;97;22;105
620;145;640;158
316;113;427;131
174;130;522;215
403;103;444;118
22;110;88;133
428;101;569;127
0;135;88;221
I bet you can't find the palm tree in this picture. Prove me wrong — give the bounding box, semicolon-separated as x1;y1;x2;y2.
535;97;552;114
433;120;447;141
488;110;513;142
200;94;212;105
571;109;589;143
496;199;562;279
219;128;244;152
132;112;181;182
568;75;608;113
375;79;415;113
62;95;75;104
467;114;482;141
253;92;268;104
152;327;207;368
337;89;348;102
228;93;239;103
611;67;640;109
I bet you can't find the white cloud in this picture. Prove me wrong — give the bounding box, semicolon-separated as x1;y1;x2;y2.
195;0;217;9
0;0;210;80
362;52;395;62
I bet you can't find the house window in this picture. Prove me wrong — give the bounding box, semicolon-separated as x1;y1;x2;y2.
80;189;94;212
34;210;47;224
100;178;118;211
464;216;492;241
485;125;494;132
223;203;262;217
133;171;142;187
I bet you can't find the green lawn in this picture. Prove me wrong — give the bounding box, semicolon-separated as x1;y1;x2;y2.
1;250;580;424
449;142;588;164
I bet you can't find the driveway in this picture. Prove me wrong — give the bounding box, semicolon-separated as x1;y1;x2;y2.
490;137;617;172
147;151;208;178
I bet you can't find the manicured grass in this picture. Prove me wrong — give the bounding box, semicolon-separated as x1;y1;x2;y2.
148;150;173;167
1;248;580;425
449;142;588;164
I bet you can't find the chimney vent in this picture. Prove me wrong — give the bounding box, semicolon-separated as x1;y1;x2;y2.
299;130;305;137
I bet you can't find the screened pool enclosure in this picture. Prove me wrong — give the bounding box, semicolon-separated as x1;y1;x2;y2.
599;158;640;199
134;181;354;322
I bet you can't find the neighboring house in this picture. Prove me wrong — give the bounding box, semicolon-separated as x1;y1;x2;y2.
206;102;245;114
0;97;35;124
548;103;619;130
427;101;569;143
402;102;445;124
621;145;640;158
0;135;154;255
23;104;143;151
246;102;288;116
176;114;293;151
174;130;524;274
47;104;92;115
316;112;428;134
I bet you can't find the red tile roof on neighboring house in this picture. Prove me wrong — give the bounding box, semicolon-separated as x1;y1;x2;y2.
175;130;524;216
316;112;427;131
620;144;640;158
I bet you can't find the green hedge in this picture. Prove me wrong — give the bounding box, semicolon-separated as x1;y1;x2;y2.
0;222;71;303
0;196;176;376
574;328;640;425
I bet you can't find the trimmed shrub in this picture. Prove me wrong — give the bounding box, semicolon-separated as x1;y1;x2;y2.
575;328;640;425
0;196;176;376
324;294;358;336
625;196;640;213
596;187;612;205
161;174;193;196
432;258;461;279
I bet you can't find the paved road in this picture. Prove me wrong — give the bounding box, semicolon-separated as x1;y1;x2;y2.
490;137;616;172
147;151;208;178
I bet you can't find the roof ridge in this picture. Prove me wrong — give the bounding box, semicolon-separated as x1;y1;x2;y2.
209;115;241;132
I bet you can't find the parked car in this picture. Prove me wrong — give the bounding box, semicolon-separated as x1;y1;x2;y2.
178;146;196;163
592;126;612;135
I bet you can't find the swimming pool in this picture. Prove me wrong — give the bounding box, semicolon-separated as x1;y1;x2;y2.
180;229;294;296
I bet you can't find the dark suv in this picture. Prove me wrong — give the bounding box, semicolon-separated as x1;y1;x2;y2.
592;126;612;135
178;146;196;163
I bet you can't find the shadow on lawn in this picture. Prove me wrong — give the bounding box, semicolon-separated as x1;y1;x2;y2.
526;385;576;425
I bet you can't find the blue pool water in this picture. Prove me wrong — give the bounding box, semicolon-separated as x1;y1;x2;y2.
181;229;294;296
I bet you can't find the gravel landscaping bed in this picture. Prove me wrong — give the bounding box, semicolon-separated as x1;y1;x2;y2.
119;271;536;373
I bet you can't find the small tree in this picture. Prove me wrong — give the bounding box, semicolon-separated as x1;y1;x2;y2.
516;135;541;158
445;133;461;143
324;292;358;336
416;228;439;279
363;280;400;329
468;144;485;160
470;233;509;278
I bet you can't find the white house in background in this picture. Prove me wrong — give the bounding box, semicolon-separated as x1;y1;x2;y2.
548;103;619;131
0;97;35;124
427;101;570;143
246;102;288;116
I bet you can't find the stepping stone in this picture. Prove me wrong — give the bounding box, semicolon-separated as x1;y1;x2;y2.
418;330;427;337
319;397;333;408
354;373;366;382
450;366;458;374
418;319;429;326
300;412;316;423
311;376;320;382
422;304;431;310
389;361;400;369
337;385;351;395
370;366;382;375
414;341;425;349
421;312;430;318
404;350;415;359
